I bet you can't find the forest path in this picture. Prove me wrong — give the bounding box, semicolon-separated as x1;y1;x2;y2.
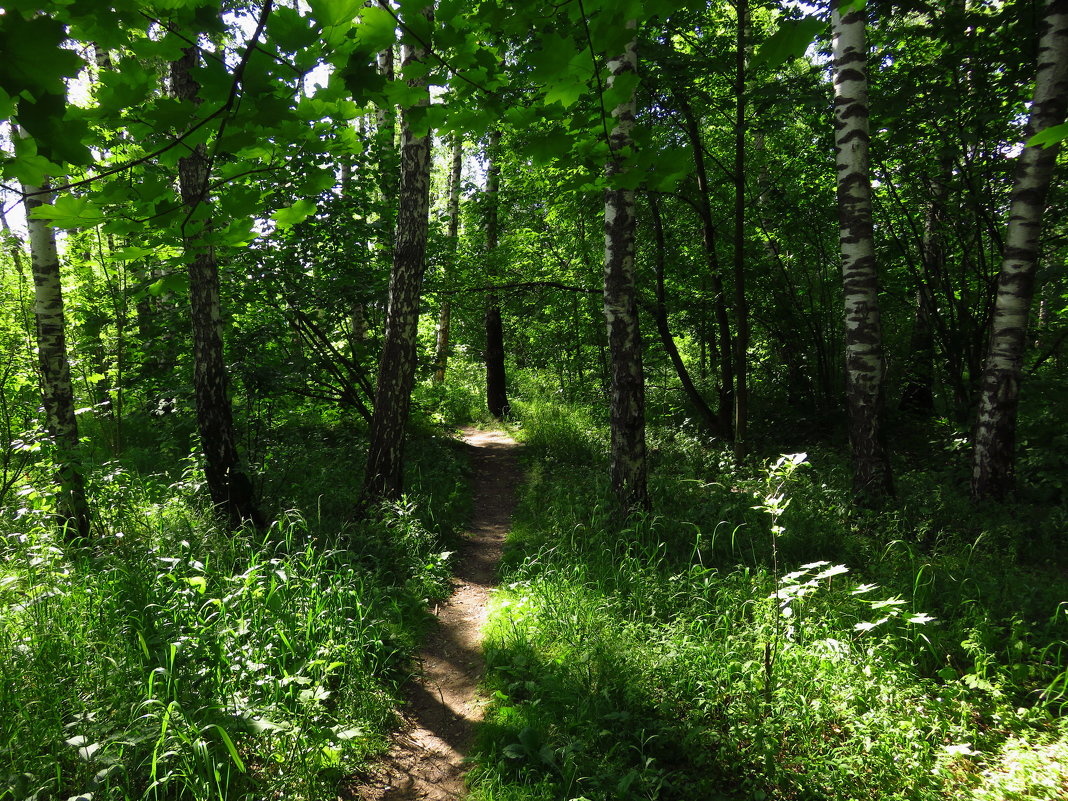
347;427;520;800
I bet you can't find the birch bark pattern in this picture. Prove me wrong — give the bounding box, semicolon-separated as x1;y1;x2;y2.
603;28;649;513
24;179;91;540
831;0;893;501
433;135;463;383
363;5;434;503
171;47;262;529
484;129;511;419
972;0;1068;501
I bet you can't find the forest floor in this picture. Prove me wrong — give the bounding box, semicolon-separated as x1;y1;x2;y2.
346;427;520;800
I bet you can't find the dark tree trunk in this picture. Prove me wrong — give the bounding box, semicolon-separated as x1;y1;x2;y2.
675;92;735;437
362;5;434;504
972;0;1068;501
901;154;951;415
23;177;91;540
484;130;511;419
831;0;894;502
604;27;649;513
171;47;262;529
900;287;936;414
648;193;722;435
732;0;750;459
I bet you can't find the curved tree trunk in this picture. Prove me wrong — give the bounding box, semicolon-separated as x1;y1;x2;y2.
23;177;91;540
831;0;893;502
171;47;262;529
648;192;722;435
484;129;511;419
433;134;463;384
363;4;434;504
972;0;1068;501
675;91;735;437
604;26;648;513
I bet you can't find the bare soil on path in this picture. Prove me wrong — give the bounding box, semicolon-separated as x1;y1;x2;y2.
346;427;520;800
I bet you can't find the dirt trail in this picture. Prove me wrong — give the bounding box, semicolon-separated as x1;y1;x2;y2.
348;427;520;800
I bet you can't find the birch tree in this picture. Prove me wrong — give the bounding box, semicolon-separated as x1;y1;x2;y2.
972;0;1068;501
603;24;649;513
23;177;91;540
363;4;434;503
831;0;893;501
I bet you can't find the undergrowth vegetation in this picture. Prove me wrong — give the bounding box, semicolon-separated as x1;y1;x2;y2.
470;387;1068;801
0;379;475;801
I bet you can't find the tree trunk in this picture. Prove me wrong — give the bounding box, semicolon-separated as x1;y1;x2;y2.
675;91;735;437
433;134;463;384
604;27;649;513
901;151;952;415
362;5;434;504
484;129;511;419
171;47;262;529
831;0;894;501
23;177;91;540
733;0;750;459
972;0;1068;501
648;193;722;435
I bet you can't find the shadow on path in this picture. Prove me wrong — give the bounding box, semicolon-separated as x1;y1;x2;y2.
343;427;521;801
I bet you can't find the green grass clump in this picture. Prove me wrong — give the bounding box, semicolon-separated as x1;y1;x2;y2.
0;422;467;801
469;394;1068;801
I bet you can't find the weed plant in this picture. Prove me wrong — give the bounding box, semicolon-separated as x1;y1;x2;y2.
470;387;1068;801
0;408;470;801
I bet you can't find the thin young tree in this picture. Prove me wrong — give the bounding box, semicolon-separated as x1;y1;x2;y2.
603;24;649;512
363;4;434;503
433;134;463;384
22;175;91;540
831;0;893;501
171;45;262;528
484;129;511;419
732;0;750;459
972;0;1068;501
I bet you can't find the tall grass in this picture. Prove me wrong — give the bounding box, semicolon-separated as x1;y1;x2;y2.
0;409;470;801
470;390;1068;801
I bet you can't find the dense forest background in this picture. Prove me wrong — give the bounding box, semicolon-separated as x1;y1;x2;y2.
2;0;1068;799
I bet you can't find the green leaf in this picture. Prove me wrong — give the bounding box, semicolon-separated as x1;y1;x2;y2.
1027;122;1068;149
309;0;362;28
272;199;317;228
544;76;588;109
270;5;319;52
340;52;387;101
3;152;55;187
526;131;573;164
753;16;825;70
353;6;397;53
27;195;105;228
148;272;190;297
0;14;83;98
202;724;246;773
110;246;156;262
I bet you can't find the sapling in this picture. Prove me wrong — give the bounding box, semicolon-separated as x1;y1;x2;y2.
754;452;807;703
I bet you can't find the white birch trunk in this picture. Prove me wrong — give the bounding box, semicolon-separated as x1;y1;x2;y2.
972;0;1068;500
23;176;91;539
603;23;648;513
832;0;893;501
